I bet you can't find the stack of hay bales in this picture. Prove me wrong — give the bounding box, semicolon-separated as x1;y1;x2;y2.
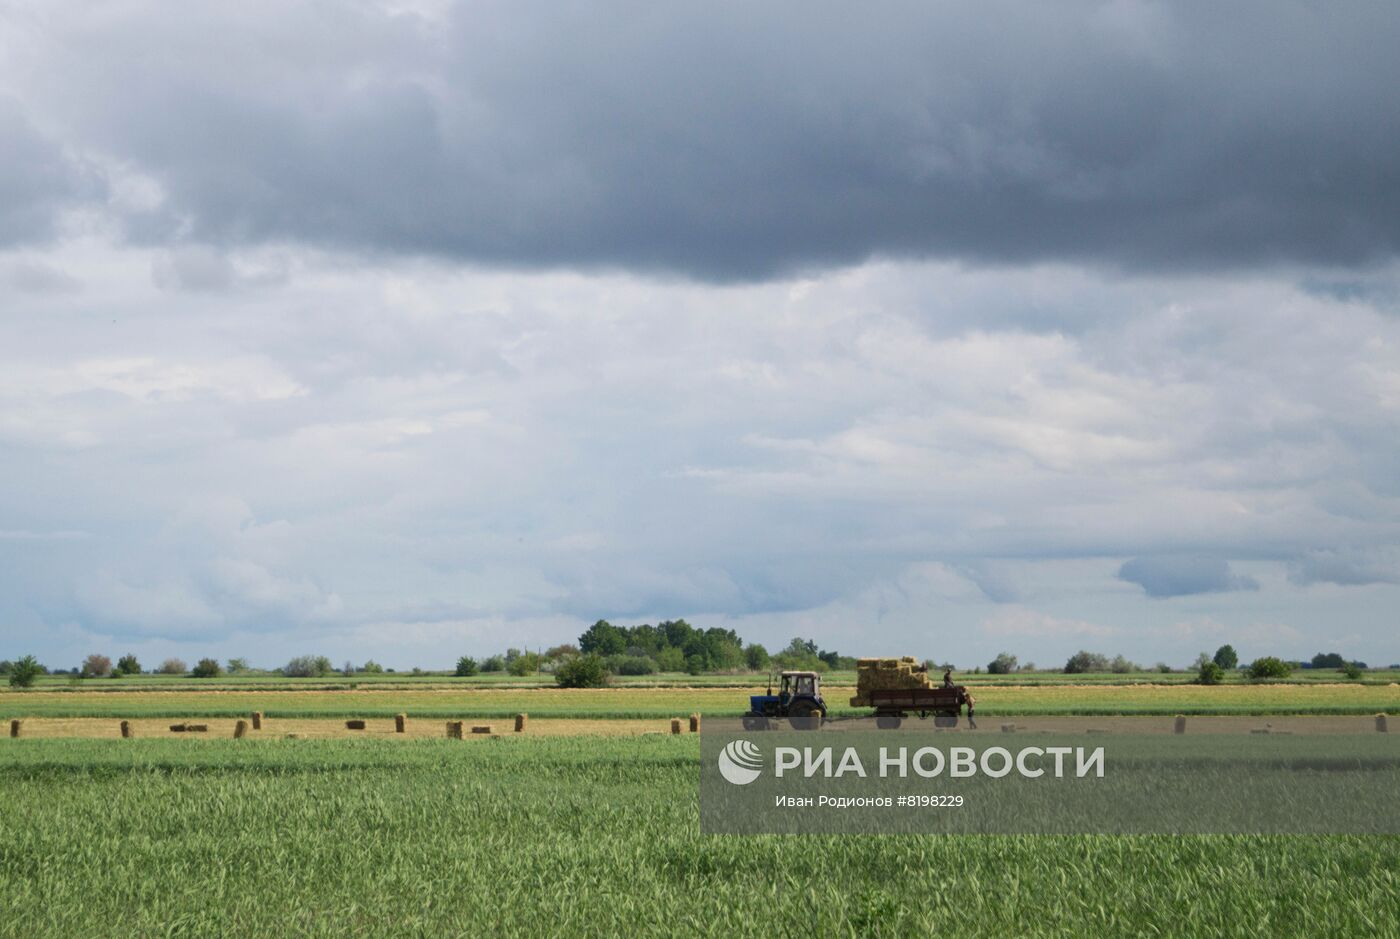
849;656;930;707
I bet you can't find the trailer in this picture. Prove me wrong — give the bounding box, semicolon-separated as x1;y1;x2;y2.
862;685;975;729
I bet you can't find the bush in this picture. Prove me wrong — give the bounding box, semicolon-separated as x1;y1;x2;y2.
158;658;187;675
1155;662;1172;673
115;654;141;676
1246;656;1292;680
480;655;505;672
226;657;250;673
360;660;384;674
1213;644;1238;670
986;652;1018;674
655;647;686;672
283;655;333;678
1109;655;1137;674
455;656;479;677
80;654;112;679
1342;662;1363;680
608;655;656;676
191;658;222;678
1197;661;1224;685
7;655;44;689
555;653;609;688
508;653;543;677
1064;650;1110;674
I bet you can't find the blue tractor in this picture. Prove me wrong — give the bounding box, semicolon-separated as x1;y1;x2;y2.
743;670;827;730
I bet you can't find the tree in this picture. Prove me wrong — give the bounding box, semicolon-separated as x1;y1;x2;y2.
191;658;222;678
80;654;112;678
114;654;142;676
1109;655;1137;674
1342;662;1363;680
555;653;609;688
360;660;384;674
1246;656;1292;680
226;657;250;674
987;652;1018;674
1310;652;1346;669
159;658;187;675
1213;644;1238;670
545;644;580;659
744;643;770;671
455;656;479;677
283;655;333;678
8;655;44;689
655;647;686;672
1197;661;1224;685
1192;651;1212;671
480;655;505;672
578;620;627;656
1064;650;1110;674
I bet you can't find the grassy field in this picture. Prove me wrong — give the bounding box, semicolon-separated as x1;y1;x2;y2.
23;667;1400;692
3;682;1397;722
0;736;1396;937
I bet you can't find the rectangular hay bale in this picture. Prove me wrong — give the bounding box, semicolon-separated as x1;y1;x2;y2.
514;713;527;733
395;713;407;733
446;721;464;739
345;720;367;730
470;725;493;735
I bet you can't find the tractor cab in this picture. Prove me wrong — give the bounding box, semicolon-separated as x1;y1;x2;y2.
744;670;827;730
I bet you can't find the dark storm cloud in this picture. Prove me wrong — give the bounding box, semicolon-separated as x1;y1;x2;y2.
1118;557;1260;598
12;0;1400;279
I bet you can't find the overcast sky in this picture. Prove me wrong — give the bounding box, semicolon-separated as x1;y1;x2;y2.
2;1;1399;670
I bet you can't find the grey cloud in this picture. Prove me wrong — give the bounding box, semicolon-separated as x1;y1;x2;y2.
1288;548;1400;587
1118;556;1260;598
11;1;1400;279
0;97;98;246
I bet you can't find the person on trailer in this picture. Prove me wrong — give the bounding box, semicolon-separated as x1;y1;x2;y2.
942;668;954;689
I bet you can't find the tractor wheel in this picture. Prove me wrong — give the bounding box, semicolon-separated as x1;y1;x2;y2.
875;713;902;730
788;703;821;731
741;714;770;731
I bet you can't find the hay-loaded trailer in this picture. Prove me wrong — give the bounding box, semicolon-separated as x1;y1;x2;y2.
858;685;975;729
850;656;976;729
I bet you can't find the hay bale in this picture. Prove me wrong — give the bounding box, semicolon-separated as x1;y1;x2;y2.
186;724;208;733
395;713;407;733
856;658;879;667
470;725;493;735
169;723;187;733
233;719;248;739
9;719;21;738
670;718;682;735
514;713;527;733
445;721;463;739
120;720;132;739
849;695;868;707
345;720;367;730
1376;714;1388;733
689;713;701;733
1173;715;1187;735
251;711;263;730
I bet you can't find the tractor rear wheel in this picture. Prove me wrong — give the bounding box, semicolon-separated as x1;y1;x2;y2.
742;714;770;731
875;713;902;730
788;702;821;731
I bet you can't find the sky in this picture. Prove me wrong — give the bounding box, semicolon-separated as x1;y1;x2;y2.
2;1;1398;671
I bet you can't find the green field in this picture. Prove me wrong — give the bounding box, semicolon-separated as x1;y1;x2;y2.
4;681;1397;721
0;736;1396;937
23;667;1400;693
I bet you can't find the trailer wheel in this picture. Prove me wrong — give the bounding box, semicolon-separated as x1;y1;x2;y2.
875;713;902;730
933;712;959;728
